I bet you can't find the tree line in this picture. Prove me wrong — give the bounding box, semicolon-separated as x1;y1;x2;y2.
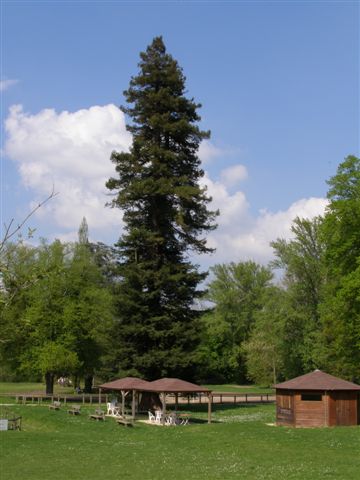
199;155;360;386
1;37;359;392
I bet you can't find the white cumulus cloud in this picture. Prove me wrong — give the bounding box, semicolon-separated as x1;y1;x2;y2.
5;104;131;233
5;102;328;266
203;191;328;265
220;164;248;188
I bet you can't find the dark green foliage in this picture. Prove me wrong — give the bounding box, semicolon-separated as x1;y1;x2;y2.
106;37;217;380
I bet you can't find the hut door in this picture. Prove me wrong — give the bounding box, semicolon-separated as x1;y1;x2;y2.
335;393;352;426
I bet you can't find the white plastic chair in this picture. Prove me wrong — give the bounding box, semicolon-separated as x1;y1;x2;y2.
165;413;178;426
155;410;162;424
148;411;156;423
107;402;118;416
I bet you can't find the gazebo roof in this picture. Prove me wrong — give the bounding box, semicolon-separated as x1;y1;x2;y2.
100;377;151;391
275;370;360;391
142;377;210;393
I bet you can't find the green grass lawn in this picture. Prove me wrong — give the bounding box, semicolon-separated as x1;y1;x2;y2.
1;403;359;480
205;384;274;394
0;382;74;396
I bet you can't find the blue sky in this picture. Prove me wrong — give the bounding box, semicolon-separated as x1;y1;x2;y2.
1;1;359;266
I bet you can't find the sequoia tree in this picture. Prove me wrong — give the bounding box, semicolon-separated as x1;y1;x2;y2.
106;37;217;380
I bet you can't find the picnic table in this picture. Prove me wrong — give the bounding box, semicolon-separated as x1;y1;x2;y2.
116;415;134;427
49;401;61;410
178;413;191;425
8;416;22;430
89;409;105;421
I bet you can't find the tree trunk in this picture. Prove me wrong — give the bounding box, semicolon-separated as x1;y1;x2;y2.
84;375;93;394
45;372;54;395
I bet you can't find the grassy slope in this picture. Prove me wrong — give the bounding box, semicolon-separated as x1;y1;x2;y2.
1;403;359;480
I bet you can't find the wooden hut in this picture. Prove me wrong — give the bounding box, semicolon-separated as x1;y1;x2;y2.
275;370;360;427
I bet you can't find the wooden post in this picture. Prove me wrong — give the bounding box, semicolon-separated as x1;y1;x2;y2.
324;391;329;427
161;393;166;425
122;391;129;417
98;388;102;406
131;390;136;419
175;393;178;411
207;393;212;424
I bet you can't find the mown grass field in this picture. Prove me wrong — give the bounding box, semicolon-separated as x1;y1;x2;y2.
0;382;74;395
1;401;359;480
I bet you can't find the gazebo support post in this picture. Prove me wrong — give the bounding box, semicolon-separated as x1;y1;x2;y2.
161;393;166;425
121;390;129;417
207;393;212;424
175;393;178;411
98;388;102;407
131;390;136;419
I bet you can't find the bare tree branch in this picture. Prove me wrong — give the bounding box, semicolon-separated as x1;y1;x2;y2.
1;187;58;253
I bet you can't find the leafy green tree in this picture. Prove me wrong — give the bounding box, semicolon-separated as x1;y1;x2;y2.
319;155;360;380
14;240;71;393
198;261;273;383
271;216;325;376
0;243;41;380
1;227;113;393
63;220;114;392
242;287;286;386
106;37;217;379
321;155;360;275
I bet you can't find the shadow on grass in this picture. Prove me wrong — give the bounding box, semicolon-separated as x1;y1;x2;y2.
176;403;260;414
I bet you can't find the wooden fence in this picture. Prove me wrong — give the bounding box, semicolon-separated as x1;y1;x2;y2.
1;391;275;406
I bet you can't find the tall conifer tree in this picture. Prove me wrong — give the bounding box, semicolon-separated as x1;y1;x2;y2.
106;37;217;379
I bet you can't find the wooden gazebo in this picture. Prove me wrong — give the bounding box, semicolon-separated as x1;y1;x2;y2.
99;377;151;418
142;378;213;424
275;370;360;427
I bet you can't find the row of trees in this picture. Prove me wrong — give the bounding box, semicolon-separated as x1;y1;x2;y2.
1;37;358;391
0;220;114;393
2;154;358;391
199;155;360;385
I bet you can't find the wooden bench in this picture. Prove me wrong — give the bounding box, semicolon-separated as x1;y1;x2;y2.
89;409;105;421
116;417;134;427
68;405;81;415
49;401;61;410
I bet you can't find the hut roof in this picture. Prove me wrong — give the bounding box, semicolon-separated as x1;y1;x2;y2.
142;378;210;393
275;370;360;391
100;377;151;391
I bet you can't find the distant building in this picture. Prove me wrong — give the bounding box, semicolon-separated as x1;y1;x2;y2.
275;370;360;427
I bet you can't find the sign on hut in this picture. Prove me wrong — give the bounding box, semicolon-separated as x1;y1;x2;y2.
275;369;360;427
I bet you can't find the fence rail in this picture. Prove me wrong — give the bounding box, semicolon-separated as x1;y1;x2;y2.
0;393;109;405
1;391;275;406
